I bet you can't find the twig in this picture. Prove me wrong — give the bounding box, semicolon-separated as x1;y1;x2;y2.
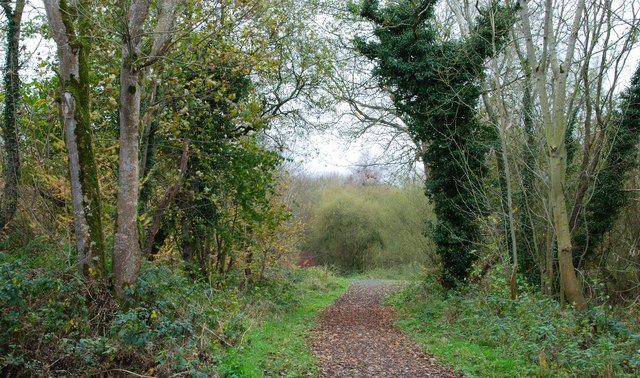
103;369;154;378
168;371;191;378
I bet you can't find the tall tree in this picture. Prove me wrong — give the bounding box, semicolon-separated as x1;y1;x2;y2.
113;0;180;298
356;0;515;286
0;0;25;230
43;0;107;277
518;0;588;309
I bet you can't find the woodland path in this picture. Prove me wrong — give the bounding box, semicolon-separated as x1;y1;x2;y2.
310;280;463;377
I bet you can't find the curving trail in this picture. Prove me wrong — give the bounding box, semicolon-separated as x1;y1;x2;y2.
310;280;463;377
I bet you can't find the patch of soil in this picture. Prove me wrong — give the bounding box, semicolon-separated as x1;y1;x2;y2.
310;280;463;377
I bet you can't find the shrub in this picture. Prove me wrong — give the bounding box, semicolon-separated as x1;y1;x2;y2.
0;245;345;377
305;183;435;273
0;250;245;376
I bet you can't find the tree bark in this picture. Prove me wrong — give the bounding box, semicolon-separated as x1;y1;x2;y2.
500;130;519;300
113;0;180;299
0;0;25;230
549;147;585;308
44;0;106;277
114;61;143;297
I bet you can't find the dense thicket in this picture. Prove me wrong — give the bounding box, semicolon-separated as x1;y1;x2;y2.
0;0;328;373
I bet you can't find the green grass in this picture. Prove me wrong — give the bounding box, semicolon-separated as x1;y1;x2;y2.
389;278;640;377
220;270;349;377
395;316;533;377
345;263;426;281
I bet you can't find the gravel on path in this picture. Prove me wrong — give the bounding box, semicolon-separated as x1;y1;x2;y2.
310;280;463;377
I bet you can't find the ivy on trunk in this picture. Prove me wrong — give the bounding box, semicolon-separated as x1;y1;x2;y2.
355;0;516;286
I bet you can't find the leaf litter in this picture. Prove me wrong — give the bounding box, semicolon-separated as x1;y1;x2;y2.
310;280;463;377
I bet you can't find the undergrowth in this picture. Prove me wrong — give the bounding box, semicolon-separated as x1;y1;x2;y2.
0;239;343;377
389;269;640;377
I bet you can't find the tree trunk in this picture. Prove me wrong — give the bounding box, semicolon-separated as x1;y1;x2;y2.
549;147;587;309
244;249;253;280
519;67;543;286
113;63;143;298
44;0;106;277
519;0;587;309
500;131;518;300
113;0;180;300
138;83;162;214
483;77;519;299
0;0;25;230
142;139;189;257
545;192;555;296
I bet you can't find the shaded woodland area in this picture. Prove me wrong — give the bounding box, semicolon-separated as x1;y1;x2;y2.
1;0;640;376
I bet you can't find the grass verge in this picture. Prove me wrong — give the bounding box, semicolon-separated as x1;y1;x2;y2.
345;263;425;281
219;268;349;377
394;315;532;377
389;277;640;377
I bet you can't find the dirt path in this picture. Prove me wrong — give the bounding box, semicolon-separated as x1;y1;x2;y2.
310;280;463;377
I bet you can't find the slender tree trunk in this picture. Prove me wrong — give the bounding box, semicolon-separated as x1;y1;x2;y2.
499;130;519;300
545;192;556;296
244;247;253;280
0;0;25;230
138;76;159;180
519;0;587;309
482;69;518;298
142;139;189;257
259;248;268;280
138;82;162;214
44;0;106;277
549;146;586;308
512;26;544;288
215;233;224;274
520;67;543;285
138;116;159;212
113;0;180;298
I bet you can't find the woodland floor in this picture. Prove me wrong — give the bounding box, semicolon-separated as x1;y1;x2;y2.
310;280;463;377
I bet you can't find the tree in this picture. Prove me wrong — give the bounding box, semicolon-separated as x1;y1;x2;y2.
44;0;181;296
43;0;107;278
356;0;515;286
113;0;180;299
519;0;587;309
449;0;522;297
0;0;25;231
566;0;640;269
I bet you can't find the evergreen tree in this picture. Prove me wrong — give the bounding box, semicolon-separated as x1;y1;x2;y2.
355;0;515;286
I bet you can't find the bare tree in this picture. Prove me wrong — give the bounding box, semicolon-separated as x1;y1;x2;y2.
519;0;588;309
568;0;638;244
